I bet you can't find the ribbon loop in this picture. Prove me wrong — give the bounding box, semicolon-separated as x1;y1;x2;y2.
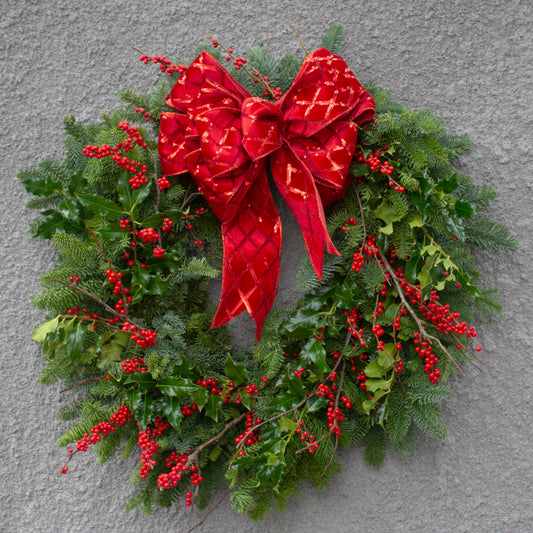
159;48;375;338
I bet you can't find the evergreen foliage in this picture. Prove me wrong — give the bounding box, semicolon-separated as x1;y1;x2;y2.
22;24;516;521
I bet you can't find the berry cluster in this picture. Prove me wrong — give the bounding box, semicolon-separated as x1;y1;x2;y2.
340;217;358;232
235;412;262;456
137;227;159;243
344;307;367;347
414;332;441;383
210;38;282;100
157;176;171;190
138;417;169;479
82;121;148;189
139;53;187;77
295;420;319;454
121;357;147;374
350;235;380;272
75;405;133;453
134;106;151;121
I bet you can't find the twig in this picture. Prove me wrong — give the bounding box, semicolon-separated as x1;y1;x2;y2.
185;412;247;469
49;279;117;316
287;21;309;55
353;184;367;246
320;434;339;477
60;377;104;393
187;487;231;533
86;227;115;271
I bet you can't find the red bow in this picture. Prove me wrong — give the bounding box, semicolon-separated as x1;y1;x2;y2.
158;48;375;339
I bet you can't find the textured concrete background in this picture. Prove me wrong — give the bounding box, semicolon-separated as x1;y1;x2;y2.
1;1;532;531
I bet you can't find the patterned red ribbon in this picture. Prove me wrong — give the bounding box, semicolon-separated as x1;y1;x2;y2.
159;48;375;339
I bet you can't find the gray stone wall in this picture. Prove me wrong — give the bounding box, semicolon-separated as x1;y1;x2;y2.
1;1;531;531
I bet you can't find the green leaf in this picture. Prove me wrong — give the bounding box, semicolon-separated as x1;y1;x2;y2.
436;173;458;193
32;316;60;343
22;176;63;196
67;171;86;194
404;250;423;283
126;388;142;412
191;388;209;411
224;354;249;386
77;193;122;217
118;174;151;212
205;393;223;422
137;392;154;430
66;320;86;360
350;162;370;177
100;331;130;361
365;378;391;392
375;198;401;225
140;209;183;228
160;396;183;430
299;338;328;372
131;264;169;302
284;305;324;339
157;376;199;397
454;200;474;219
125;373;157;391
35;211;69;238
408;214;425;228
277;416;299;433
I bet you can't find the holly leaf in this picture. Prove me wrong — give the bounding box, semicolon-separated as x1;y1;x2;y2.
125;373;157;391
136;392;154;430
77;193;123;217
284;307;324;339
436;173;458;193
66;320;86;360
454;200;474;219
404;250;423;283
118;174;151;212
131;264;168;302
157;376;199;397
205;393;223;422
67;171;86;194
190;388;209;411
35;211;69;238
140;209;183;228
349;162;370;177
224;354;249;386
160;396;183;431
32;316;60;343
299;338;328;372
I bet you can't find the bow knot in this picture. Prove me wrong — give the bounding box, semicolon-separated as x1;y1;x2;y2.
241;98;283;161
159;48;375;339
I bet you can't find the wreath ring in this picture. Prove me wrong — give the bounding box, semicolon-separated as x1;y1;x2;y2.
23;24;517;520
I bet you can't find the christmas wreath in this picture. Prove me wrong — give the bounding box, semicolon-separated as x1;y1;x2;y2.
22;24;517;520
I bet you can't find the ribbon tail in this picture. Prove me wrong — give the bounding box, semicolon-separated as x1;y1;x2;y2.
271;145;339;282
212;162;281;340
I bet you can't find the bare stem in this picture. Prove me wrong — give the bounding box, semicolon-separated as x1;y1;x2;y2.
49;279;117;316
86;227;115;270
187;487;231;533
185;412;248;469
353;184;367;246
60;377;104;393
287;21;309;55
